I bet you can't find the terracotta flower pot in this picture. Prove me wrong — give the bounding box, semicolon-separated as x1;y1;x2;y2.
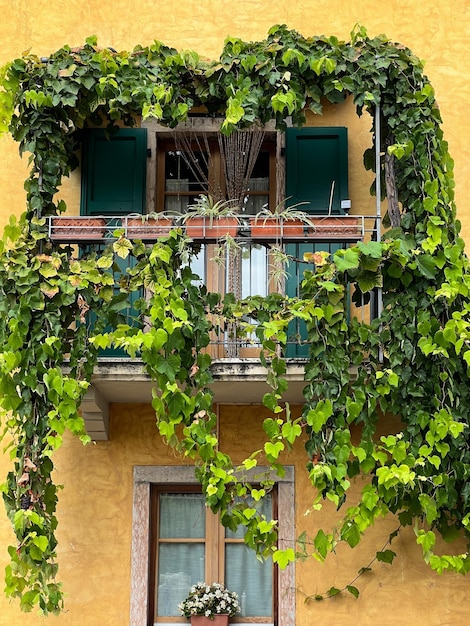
184;217;239;239
250;217;306;239
125;216;173;240
51;216;106;241
190;615;229;626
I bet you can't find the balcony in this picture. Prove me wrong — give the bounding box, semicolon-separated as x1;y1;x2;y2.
47;215;380;439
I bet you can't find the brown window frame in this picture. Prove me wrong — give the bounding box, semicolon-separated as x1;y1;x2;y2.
155;135;277;214
149;484;278;625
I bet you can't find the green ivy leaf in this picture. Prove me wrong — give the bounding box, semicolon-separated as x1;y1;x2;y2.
264;440;285;459
306;400;333;433
273;548;296;568
415;254;436;279
333;247;360;272
376;549;396;564
346;585;360;598
113;237;133;259
326;586;341;597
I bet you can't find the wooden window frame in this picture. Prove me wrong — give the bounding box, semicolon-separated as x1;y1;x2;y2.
152;132;277;215
130;465;295;626
149;485;277;624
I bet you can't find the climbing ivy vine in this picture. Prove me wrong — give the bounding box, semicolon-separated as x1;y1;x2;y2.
0;24;468;614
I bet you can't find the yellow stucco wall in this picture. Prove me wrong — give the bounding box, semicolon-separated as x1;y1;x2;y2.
1;2;470;625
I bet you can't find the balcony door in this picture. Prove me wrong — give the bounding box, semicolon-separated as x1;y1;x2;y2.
285;128;349;357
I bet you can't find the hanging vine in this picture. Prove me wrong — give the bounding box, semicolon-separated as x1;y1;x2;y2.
0;24;468;614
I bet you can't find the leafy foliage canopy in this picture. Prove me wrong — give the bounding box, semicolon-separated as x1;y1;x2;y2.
0;24;468;613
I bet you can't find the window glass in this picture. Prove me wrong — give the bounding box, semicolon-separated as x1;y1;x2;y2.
242;150;270;215
157;544;205;616
225;545;272;617
240;243;268;298
156;493;206;617
159;492;205;538
225;493;273;618
159;138;273;215
164;149;208;213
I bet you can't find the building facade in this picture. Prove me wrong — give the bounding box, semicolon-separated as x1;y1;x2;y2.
0;2;470;625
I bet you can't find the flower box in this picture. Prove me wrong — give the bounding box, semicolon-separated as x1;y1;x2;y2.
249;215;363;241
307;216;362;240
125;216;173;240
51;216;106;241
190;615;229;626
249;217;306;239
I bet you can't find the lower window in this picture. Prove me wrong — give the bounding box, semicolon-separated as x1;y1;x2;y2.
150;486;275;624
129;465;294;626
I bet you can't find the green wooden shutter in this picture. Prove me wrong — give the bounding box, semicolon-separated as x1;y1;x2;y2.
284;128;349;357
80;128;147;355
80;128;147;215
285;127;348;215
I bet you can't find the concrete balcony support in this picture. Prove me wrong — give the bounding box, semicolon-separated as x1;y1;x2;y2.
78;358;309;441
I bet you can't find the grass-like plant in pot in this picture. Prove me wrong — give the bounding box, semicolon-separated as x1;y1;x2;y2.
179;194;240;238
250;198;312;239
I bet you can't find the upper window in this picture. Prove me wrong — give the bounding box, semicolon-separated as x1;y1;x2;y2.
156;134;276;216
79;125;349;219
149;485;275;625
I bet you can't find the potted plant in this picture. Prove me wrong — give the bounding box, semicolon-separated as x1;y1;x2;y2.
210;233;244;267
179;194;240;239
124;212;174;240
178;582;240;626
250;199;312;239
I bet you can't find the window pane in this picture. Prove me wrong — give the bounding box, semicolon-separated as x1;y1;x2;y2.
189;246;206;285
241;150;269;215
157;543;205;616
165;151;208;193
241;244;268;298
164;150;208;214
159;492;205;538
225;493;273;617
242;191;268;215
250;150;270;180
157;493;206;618
225;545;272;617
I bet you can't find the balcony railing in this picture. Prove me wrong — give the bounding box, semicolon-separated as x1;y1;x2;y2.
46;214;376;243
46;214;381;359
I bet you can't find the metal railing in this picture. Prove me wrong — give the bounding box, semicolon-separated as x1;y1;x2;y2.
45;213;379;243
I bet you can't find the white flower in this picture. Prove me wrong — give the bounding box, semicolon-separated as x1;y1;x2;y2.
178;581;240;618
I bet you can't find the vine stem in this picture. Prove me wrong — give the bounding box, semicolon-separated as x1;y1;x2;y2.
294;525;402;602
